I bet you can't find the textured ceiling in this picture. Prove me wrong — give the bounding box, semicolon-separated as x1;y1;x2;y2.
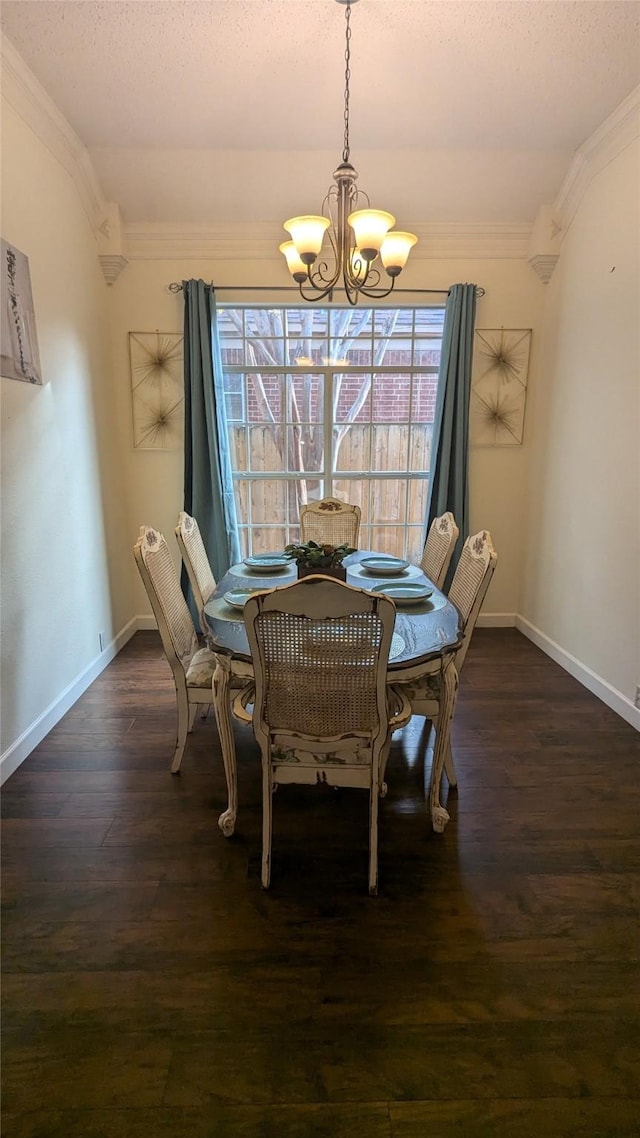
2;0;639;224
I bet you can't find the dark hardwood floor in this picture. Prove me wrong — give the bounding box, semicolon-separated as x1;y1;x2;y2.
2;629;639;1137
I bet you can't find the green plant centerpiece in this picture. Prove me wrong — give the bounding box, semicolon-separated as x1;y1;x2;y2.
284;540;356;580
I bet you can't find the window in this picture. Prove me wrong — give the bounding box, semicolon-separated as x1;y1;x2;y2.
218;306;444;559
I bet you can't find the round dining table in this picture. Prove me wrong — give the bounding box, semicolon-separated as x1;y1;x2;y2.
204;551;463;838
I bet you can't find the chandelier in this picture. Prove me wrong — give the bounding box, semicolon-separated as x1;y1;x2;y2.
279;0;417;305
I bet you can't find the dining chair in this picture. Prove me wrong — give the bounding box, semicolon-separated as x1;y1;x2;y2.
391;529;497;832
420;511;460;588
133;524;221;774
299;497;361;548
175;511;216;644
232;575;411;894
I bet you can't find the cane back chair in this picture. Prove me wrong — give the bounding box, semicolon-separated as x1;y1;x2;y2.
392;529;497;832
134;525;220;774
232;575;411;894
175;511;216;643
299;497;361;548
420;511;460;589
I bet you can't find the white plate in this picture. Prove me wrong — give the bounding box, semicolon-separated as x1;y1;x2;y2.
224;587;265;610
372;582;433;605
360;556;410;576
243;554;290;573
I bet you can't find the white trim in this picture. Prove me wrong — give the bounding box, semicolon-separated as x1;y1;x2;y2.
123;220;532;262
0;618;139;785
136;614;158;630
0;33;106;233
476;612;516;628
554;85;640;236
516;616;640;732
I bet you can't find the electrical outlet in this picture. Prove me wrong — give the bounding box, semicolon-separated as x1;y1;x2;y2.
99;632;105;653
635;685;640;710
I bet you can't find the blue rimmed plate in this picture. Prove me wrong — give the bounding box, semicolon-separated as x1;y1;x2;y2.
372;581;433;606
360;556;410;576
224;587;266;610
243;554;291;573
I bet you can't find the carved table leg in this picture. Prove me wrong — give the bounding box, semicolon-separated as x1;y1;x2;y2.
212;656;238;837
429;656;459;833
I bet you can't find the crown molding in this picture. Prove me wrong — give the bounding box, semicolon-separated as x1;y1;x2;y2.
554;84;640;234
124;220;532;262
1;34;106;233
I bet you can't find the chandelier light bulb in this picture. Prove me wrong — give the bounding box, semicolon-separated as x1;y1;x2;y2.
283;216;330;264
347;209;395;261
279;241;308;283
380;231;418;276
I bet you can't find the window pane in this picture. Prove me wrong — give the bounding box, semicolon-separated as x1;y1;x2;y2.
334;372;371;424
334;425;370;473
246;373;283;423
245;339;284;366
245;309;284;338
333;478;369;522
228;425;246;472
287;374;323;425
405;525;425;563
368;526;405;557
414;338;442;365
372;424;408;471
286;309;328;337
246;425;285;472
412;374;438;422
372;374;411;422
286;426;324;473
368;479;407;524
409;424;432;472
407;479;429;524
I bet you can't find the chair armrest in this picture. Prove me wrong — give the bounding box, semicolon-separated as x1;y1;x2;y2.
387;685;412;731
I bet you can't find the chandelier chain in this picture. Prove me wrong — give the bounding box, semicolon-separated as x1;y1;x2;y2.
342;2;352;164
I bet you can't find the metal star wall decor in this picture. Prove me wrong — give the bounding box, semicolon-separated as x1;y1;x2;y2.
471;329;531;446
129;332;184;449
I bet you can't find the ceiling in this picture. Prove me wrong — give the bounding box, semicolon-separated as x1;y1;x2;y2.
2;0;639;226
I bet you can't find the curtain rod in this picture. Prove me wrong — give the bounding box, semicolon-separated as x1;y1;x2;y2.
168;282;485;298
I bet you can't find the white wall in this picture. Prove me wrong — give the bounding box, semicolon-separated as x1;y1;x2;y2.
110;255;544;621
522;135;640;718
1;100;134;776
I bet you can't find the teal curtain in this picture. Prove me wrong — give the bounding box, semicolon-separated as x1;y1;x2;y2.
425;283;477;583
182;280;240;603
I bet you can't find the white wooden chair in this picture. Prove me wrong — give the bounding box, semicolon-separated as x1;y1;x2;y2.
420;511;460;588
175;511;216;643
392;529;497;832
232;575;411;894
133;525;220;774
299;497;361;547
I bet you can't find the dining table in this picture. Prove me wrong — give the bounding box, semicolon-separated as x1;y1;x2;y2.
204;551;463;839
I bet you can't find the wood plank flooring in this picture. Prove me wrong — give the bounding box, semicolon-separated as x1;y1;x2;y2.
2;629;639;1137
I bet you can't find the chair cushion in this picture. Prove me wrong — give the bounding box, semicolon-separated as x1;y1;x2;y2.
271;738;373;766
186;646;217;687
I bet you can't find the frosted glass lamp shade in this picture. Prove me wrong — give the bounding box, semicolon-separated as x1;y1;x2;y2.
380;231;418;276
283;216;330;265
279;241;308;282
347;209;395;261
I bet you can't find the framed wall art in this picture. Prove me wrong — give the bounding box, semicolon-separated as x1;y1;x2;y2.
129;331;184;449
470;328;532;446
1;239;43;385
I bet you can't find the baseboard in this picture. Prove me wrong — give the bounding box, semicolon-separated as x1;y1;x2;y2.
516;615;640;732
136;615;158;630
0;617;139;785
476;612;516;628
